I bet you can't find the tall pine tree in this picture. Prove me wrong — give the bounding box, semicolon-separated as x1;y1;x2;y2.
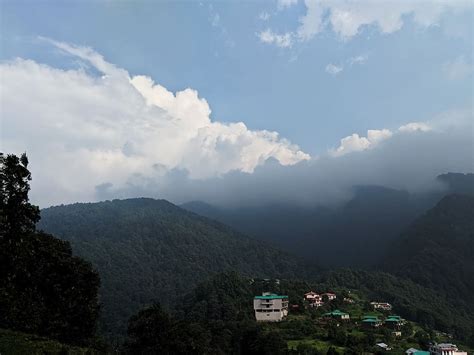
0;153;40;238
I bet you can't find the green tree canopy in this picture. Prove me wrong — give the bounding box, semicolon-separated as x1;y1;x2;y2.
0;152;40;238
125;303;211;354
0;152;100;346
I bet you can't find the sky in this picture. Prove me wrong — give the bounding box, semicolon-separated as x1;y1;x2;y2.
1;0;473;207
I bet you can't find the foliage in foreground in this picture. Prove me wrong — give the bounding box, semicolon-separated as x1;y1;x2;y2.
0;328;100;355
124;301;287;355
0;153;101;346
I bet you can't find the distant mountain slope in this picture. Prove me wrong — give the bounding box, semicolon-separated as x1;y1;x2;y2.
182;173;474;268
437;173;474;195
383;194;474;305
182;186;420;268
38;198;311;339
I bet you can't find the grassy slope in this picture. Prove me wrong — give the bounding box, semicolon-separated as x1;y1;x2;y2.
0;329;99;355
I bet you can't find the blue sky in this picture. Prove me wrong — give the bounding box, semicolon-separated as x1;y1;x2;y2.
1;1;473;206
3;0;472;154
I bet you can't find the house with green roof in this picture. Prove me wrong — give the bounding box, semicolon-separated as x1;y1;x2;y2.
384;315;405;329
322;309;350;320
361;315;382;328
362;315;380;321
254;293;289;322
405;348;430;355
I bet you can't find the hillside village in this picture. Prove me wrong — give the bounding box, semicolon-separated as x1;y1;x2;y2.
252;287;470;355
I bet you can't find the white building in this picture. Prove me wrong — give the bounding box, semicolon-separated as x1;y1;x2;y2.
322;292;337;301
376;343;391;351
370;301;393;311
429;343;467;355
304;291;324;307
254;292;289;322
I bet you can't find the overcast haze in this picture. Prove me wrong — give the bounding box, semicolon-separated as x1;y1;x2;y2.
1;0;473;207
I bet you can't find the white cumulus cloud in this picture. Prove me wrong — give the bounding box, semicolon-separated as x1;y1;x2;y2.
257;29;294;48
325;63;344;75
330;121;440;157
330;128;392;156
0;40;309;206
349;54;368;66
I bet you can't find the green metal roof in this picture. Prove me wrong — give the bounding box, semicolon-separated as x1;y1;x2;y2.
363;315;378;319
254;294;288;300
387;315;401;320
362;318;380;322
323;310;349;316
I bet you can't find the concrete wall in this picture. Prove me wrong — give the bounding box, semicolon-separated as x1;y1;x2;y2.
253;298;288;322
255;309;285;322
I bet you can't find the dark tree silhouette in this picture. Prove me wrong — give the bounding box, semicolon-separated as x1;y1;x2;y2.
126;303;210;354
0;153;40;238
0;152;100;345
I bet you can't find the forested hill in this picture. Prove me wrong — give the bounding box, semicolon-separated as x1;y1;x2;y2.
437;172;474;195
383;194;474;307
181;173;474;268
38;198;312;339
181;186;421;268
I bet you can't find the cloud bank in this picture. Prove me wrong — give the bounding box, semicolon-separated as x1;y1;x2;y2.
1;40;472;208
92;112;472;208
